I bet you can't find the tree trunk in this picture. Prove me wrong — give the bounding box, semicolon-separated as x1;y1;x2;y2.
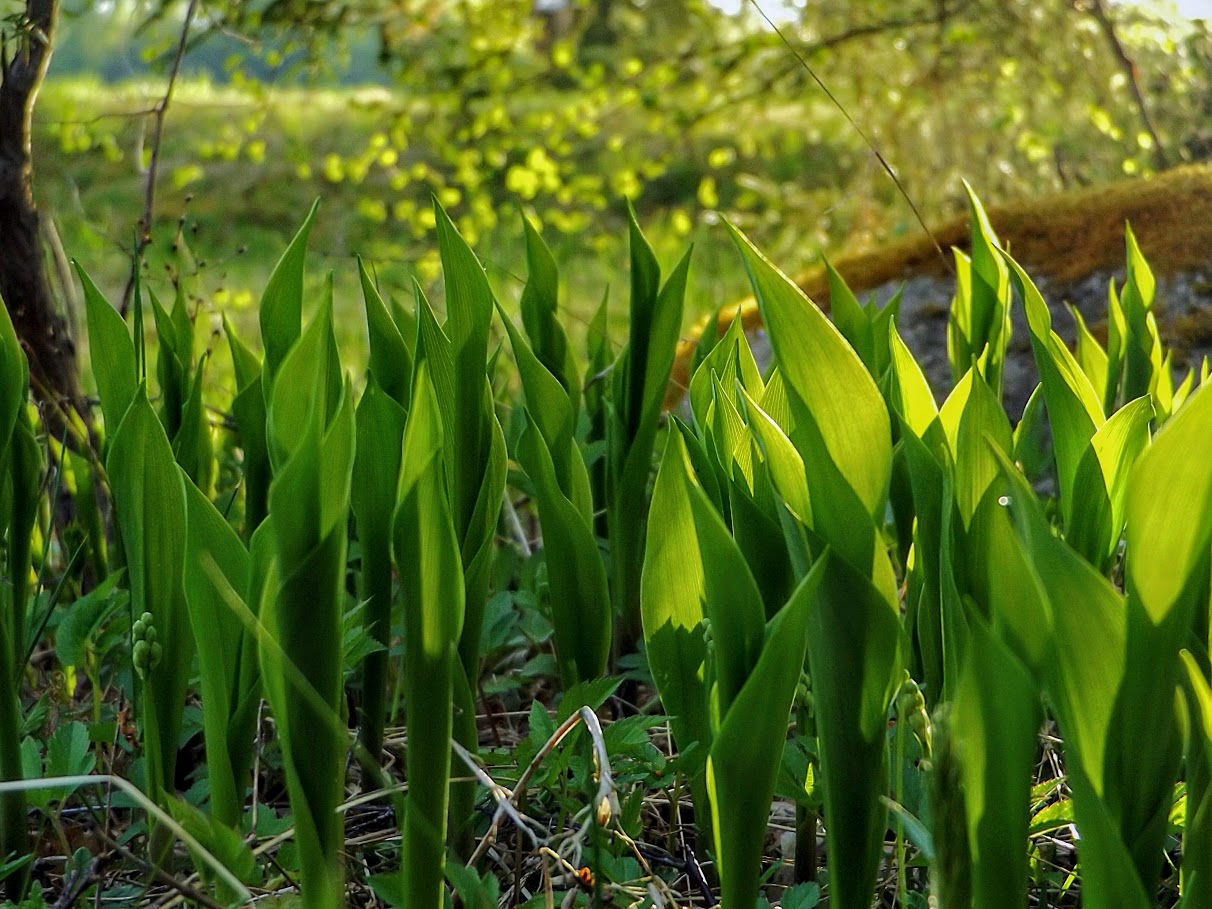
0;0;83;425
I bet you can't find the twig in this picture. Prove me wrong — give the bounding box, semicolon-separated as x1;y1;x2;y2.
683;843;716;907
119;0;200;317
452;740;545;849
466;708;590;867
1079;0;1169;171
579;707;621;831
85;820;230;909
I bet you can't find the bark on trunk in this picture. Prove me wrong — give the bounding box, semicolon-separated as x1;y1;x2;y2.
0;0;83;424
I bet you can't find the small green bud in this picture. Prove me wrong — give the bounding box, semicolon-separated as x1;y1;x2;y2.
896;672;933;759
133;640;151;677
132;611;163;678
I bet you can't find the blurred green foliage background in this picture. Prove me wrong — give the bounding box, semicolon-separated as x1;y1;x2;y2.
29;0;1212;353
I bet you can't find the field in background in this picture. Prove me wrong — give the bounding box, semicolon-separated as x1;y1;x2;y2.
32;75;934;366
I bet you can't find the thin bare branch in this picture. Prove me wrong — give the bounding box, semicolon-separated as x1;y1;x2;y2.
119;0;201;317
1079;0;1169;171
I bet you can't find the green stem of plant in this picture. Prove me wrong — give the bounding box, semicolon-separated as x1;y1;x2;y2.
794;700;817;885
403;652;454;909
667;774;682;859
139;682;172;868
609;513;645;653
448;658;478;861
896;704;907;905
75;454;109;583
450;545;494;860
357;540;393;775
0;659;29;903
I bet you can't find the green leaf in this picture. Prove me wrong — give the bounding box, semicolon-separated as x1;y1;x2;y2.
888;325;940;443
807;550;904;909
181;472;257;832
267;278;342;471
107;388;190;806
1125;382;1212;625
224;316;270;535
258;285;354;907
621;202;664;439
394;362;464;909
609;222;690;635
433;198;496;534
952;183;1011;394
519;214;580;410
1105;279;1128;411
726;220;889;521
259;199;318;389
708;558;826;909
414;284;457;485
44;723;95;801
423;218;507;851
1067;395;1153;569
1004;253;1103;529
54;572;127;669
359;257;412;408
499;306;591;519
260;385;354;909
759;367;793;434
944;369;1012;527
996;453;1124;792
690;313;763;431
688;458;766;722
641;432;712;762
166;796;257;894
950;618;1042;909
4;407;39;677
781;883;821;909
352;375;407;762
1069;305;1110;415
1119;222;1159;405
742;387;812;528
825;257;872;371
0;292;26;458
516;418;610;685
994;453;1163;906
77;263;136;434
1012;384;1051;483
708;371;754;489
555;677;623;722
149;288;187;440
1029;798;1075;836
1180;651;1212;906
173;354;215;494
966;474;1051;674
